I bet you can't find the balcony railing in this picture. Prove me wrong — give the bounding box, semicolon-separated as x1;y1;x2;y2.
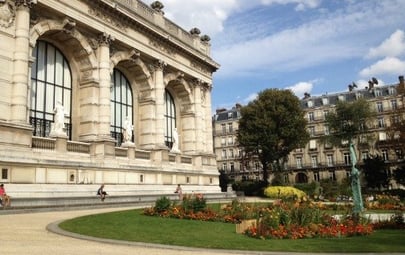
67;141;90;153
32;136;55;150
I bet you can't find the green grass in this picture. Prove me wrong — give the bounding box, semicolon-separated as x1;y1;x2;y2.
59;209;405;253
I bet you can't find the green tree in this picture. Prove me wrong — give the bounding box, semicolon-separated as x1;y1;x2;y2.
237;89;309;185
362;155;389;190
324;98;374;214
324;98;374;144
393;166;405;186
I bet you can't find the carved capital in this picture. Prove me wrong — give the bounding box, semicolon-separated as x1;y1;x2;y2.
176;71;184;81
62;17;76;34
153;59;166;71
98;32;115;46
15;0;36;9
191;78;203;88
129;49;141;62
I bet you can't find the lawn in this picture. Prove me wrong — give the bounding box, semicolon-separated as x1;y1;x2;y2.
59;209;405;253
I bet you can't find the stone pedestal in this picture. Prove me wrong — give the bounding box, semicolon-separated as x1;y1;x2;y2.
50;134;68;153
121;142;135;159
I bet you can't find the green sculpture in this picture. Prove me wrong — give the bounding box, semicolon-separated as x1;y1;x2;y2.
349;142;363;214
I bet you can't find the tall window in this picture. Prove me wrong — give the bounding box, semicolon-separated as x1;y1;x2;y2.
311;155;318;167
228;123;233;133
164;90;176;148
230;162;234;172
308;126;315;136
382;149;389;161
376;102;383;112
391;99;397;110
378;117;385;128
308;112;315;122
296;157;303;168
326;154;334;166
30;41;72;138
344;152;351;165
110;69;133;145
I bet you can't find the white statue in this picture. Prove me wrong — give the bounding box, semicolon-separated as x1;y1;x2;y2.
122;116;133;144
51;101;65;136
171;128;180;153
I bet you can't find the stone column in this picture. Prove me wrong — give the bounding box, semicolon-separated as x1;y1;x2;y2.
153;60;166;148
193;79;204;152
203;84;214;154
11;0;36;124
97;32;114;140
89;33;115;157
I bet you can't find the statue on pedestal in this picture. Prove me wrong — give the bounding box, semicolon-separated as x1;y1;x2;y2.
171;128;180;153
50;101;66;137
350;142;364;214
122;116;134;145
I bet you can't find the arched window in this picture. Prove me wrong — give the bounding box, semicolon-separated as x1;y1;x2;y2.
30;41;72;139
296;172;308;183
164;90;176;148
110;69;133;145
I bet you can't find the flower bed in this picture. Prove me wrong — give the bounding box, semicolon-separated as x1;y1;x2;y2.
143;194;380;240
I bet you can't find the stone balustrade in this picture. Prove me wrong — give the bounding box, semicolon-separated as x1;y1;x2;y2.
111;0;210;55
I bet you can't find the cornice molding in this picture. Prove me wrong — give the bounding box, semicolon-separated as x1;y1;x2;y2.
88;0;219;72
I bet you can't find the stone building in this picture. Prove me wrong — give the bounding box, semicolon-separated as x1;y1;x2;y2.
213;78;405;188
0;0;221;197
288;79;404;188
212;104;262;181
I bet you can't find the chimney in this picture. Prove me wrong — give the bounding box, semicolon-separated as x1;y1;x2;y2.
398;75;405;95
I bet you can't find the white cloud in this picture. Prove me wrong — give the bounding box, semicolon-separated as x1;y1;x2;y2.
286;81;313;98
142;0;242;36
243;93;258;103
260;0;321;10
366;30;405;59
214;1;400;77
359;57;405;77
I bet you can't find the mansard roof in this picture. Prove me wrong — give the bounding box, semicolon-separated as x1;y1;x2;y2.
214;107;241;122
301;84;398;109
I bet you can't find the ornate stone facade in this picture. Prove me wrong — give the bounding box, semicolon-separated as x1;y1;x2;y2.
0;0;220;197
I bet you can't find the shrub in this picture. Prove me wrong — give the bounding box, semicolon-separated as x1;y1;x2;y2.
154;196;172;213
182;193;206;213
232;181;267;196
294;182;319;198
264;186;307;200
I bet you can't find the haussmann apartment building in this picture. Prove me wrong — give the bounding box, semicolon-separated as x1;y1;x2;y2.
213;77;405;189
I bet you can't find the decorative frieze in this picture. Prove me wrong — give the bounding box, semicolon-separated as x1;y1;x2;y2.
88;7;128;32
190;61;211;76
149;38;176;56
0;0;15;28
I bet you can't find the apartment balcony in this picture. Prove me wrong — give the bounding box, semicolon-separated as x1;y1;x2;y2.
287;161;351;172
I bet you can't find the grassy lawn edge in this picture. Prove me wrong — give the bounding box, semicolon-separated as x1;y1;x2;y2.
58;209;405;253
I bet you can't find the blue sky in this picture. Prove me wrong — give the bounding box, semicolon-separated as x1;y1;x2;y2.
143;0;405;111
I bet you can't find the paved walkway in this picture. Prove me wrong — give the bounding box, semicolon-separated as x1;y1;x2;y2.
0;206;402;255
